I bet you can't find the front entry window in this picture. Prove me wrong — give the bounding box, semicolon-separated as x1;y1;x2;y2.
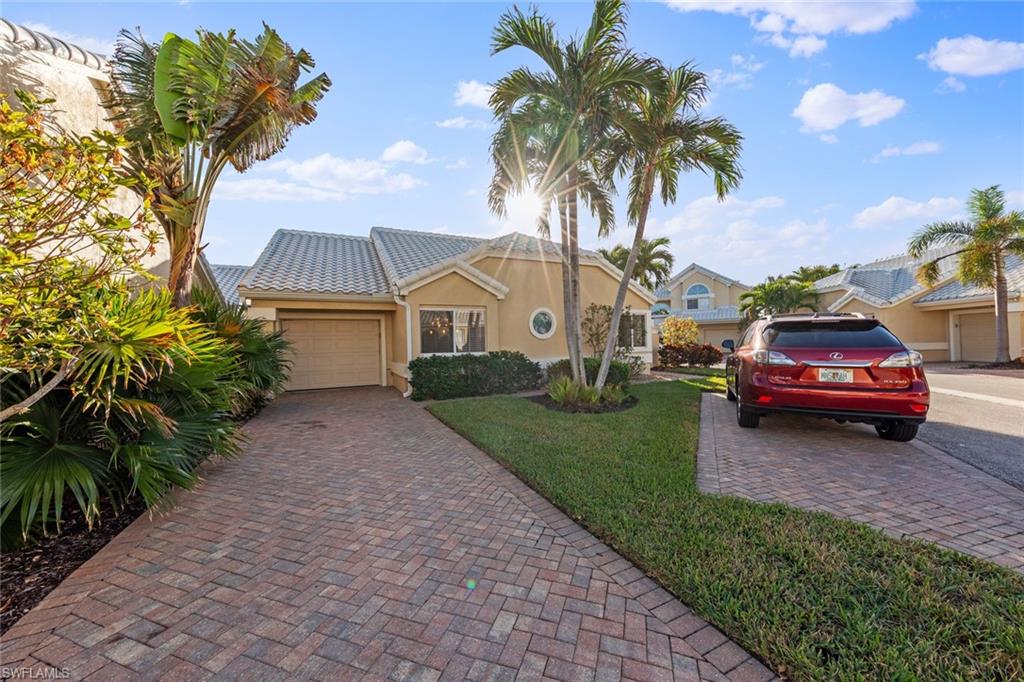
420;309;485;354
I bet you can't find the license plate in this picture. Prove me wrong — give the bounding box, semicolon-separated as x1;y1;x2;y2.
818;368;853;383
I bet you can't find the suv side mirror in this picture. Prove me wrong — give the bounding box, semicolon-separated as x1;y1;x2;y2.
721;339;735;352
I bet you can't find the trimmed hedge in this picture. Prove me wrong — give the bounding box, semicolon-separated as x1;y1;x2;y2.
659;343;724;368
547;357;632;387
408;351;542;400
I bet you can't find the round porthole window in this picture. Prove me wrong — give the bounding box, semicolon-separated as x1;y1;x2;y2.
530;308;556;339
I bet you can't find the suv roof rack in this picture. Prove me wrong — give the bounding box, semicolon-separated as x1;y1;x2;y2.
764;312;866;321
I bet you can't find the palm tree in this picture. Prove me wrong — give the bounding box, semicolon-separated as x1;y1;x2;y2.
593;63;743;390
791;263;840;283
105;26;331;306
909;185;1024;363
599;237;675;290
488;0;659;384
739;277;818;321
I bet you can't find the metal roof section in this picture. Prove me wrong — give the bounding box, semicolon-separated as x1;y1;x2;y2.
814;245;963;308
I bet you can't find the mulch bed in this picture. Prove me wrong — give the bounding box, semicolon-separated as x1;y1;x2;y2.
528;394;639;414
0;495;147;636
966;359;1024;370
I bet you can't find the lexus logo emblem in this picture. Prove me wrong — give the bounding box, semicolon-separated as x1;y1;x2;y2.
829;352;844;360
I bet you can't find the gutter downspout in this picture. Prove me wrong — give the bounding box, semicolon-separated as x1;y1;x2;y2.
394;293;413;398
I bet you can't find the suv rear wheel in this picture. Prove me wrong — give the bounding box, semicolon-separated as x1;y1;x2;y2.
875;421;919;442
736;394;760;428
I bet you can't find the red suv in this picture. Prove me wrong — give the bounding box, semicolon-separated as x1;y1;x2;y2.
723;313;929;441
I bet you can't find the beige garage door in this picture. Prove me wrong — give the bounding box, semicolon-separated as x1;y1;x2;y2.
283;319;381;391
959;311;997;362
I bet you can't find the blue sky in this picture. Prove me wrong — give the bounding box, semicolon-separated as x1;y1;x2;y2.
8;1;1024;283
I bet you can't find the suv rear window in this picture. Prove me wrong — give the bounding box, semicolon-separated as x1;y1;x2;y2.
763;321;901;348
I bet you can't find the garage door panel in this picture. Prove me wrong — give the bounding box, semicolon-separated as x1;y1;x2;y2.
283;319;381;390
959;312;996;362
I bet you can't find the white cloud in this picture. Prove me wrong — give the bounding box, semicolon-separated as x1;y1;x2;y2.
919;35;1024;76
853;196;960;228
435;116;489;130
872;140;942;162
667;1;914;58
818;133;839;144
381;140;430;164
454;80;493;108
215;153;425;202
665;1;916;35
21;21;115;55
446;158;469;170
656;195;786;236
937;76;967;93
709;54;765;91
792;83;905;132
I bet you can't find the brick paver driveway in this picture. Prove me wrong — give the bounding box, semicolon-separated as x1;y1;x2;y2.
2;388;772;681
698;393;1024;572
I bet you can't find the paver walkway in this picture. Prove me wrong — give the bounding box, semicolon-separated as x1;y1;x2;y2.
1;388;772;681
698;393;1024;572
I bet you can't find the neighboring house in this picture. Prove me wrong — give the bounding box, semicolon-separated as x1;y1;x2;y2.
211;264;249;305
813;247;1024;362
0;20;222;297
236;227;656;392
652;263;750;347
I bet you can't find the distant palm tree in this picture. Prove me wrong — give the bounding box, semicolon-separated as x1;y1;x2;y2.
488;0;660;384
739;277;818;320
909;185;1024;363
599;237;675;290
791;263;840;283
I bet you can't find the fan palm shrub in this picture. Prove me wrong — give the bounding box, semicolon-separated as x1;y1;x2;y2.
0;290;242;549
190;289;291;418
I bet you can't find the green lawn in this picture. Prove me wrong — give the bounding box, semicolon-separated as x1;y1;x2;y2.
428;380;1023;681
655;365;726;377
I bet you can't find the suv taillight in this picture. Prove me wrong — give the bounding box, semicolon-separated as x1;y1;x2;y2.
879;350;923;368
754;350;797;366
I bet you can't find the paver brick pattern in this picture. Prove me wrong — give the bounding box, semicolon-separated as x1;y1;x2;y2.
1;388;774;681
698;393;1024;572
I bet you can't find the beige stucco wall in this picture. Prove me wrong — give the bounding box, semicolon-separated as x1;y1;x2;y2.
1;38;172;279
666;270;748;309
697;322;743;348
404;272;502;358
473;256;653;363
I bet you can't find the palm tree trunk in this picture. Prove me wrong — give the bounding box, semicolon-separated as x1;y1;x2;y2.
595;171;654;391
558;193;581;383
567;170;586;384
168;229;198;308
994;254;1011;363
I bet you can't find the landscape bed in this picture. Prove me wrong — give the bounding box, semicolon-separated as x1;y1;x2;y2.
428;379;1024;680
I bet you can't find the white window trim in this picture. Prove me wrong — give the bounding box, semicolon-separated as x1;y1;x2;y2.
619;309;652;353
529;307;557;340
419;306;487;356
684;282;714;311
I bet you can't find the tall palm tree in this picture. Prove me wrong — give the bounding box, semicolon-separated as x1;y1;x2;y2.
738;276;818;321
599;237;675;290
791;263;840;283
909;185;1024;363
105;26;331;306
488;0;659;384
593;63;743;390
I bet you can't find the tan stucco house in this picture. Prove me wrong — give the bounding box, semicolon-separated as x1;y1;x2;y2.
652;263;750;347
235;227;656;393
813;247;1024;362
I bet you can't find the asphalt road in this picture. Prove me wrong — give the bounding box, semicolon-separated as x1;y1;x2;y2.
918;366;1024;491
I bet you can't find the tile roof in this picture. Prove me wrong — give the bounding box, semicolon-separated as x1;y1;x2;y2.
239;229;392;296
489;232;598;259
1;18;107;70
370;227;485;281
210;264;249;305
654;287;671;300
916;254;1024;303
653;305;742;322
813;245;962;306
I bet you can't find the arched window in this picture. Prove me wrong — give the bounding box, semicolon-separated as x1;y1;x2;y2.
685;283;712;310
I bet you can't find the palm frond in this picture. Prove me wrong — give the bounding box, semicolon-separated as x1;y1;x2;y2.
907;220;975;257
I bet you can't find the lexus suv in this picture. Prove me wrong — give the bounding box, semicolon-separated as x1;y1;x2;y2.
723;313;929;441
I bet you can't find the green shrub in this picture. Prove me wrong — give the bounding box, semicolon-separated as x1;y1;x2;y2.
659;343;724;368
409;351;542;400
577;385;600;405
0;289;245;549
190;289;292;419
547;357;631;387
600;384;626;406
547;376;579;406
